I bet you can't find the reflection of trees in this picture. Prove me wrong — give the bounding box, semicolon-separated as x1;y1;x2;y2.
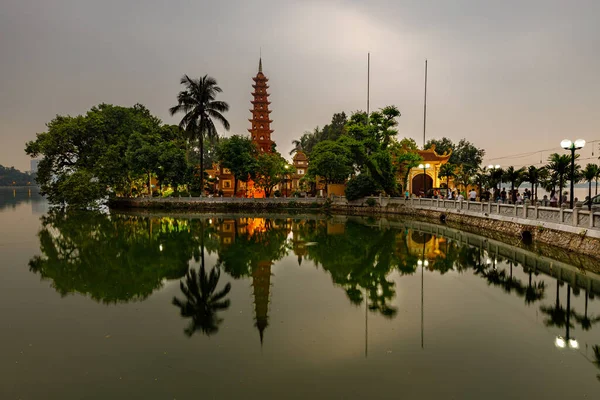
216;219;290;278
29;211;198;303
540;282;571;330
593;346;600;382
573;291;600;331
172;262;231;337
301;221;400;318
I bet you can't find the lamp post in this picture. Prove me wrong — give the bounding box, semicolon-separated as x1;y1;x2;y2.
561;139;585;209
284;164;290;197
418;163;431;197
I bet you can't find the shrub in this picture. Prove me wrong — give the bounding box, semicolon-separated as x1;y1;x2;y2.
274;190;282;197
345;174;378;201
365;198;377;207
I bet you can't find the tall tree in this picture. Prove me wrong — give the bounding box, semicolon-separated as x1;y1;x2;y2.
216;135;258;196
307;140;354;185
503;166;526;203
254;152;293;197
438;163;456;190
425;137;485;173
524;166;544;201
546;153;572;205
169;75;230;195
582;164;599;210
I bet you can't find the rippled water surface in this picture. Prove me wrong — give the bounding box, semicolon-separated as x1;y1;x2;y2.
1;187;600;399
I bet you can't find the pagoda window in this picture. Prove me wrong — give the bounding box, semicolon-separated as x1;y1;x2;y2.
260;136;264;140
260;125;264;128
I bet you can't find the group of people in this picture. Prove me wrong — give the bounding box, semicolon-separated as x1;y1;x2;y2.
406;186;573;208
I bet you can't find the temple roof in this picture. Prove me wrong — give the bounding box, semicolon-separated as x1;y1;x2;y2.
293;151;308;161
417;144;452;162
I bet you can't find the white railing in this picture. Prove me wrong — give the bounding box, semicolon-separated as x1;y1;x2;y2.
330;195;600;231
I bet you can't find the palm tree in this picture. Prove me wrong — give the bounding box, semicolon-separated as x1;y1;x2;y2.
525;166;543;202
502;166;526;203
438;163;456;193
582;164;599;210
172;263;232;337
546;153;571;206
169;75;230;195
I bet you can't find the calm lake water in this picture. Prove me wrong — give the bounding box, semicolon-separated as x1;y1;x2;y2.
1;188;600;399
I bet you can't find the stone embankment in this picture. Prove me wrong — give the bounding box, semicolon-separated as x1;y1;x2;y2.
109;196;600;260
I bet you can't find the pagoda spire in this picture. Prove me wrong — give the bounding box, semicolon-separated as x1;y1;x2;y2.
248;58;274;153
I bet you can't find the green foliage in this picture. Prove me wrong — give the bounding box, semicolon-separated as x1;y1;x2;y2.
0;165;35;186
343;106;402;196
290;112;348;156
28;211;201;303
365;198;377;207
345;174;379;201
307;140;354;184
254;152;292;197
425;137;485;173
438;163;456;189
216;135;258;194
390;139;423;190
25;103;171;208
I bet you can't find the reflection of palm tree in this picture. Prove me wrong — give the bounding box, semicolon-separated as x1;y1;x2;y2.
172;263;231;337
540;282;570;329
573;291;600;331
592;346;600;382
524;270;545;305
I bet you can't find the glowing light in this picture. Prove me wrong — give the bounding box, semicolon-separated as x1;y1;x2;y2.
574;139;586;149
417;260;423;266
560;139;572;149
424;260;429;267
486;258;491;265
159;244;163;252
568;339;579;349
555;337;566;348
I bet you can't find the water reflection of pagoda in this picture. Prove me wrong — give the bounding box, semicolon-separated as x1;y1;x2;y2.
405;230;447;265
214;217;291;345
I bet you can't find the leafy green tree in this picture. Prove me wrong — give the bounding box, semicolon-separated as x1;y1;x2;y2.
157;141;188;193
581;164;599;210
254;152;292;198
343;106;402;196
502;166;526;203
425;137;484;173
307;140;354;184
290;112;348;156
172;263;232;337
25;103;163;207
216;135;258;196
389;138;422;192
345;174;379;201
126;132;161;196
169;75;230;195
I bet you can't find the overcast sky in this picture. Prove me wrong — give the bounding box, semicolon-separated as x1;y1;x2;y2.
2;0;600;171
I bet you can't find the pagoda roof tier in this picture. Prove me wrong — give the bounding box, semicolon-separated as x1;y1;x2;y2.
252;76;269;82
251;100;271;105
417;145;452;162
249;109;272;113
251;91;270;97
248;119;273;123
248;128;274;134
252;84;269;89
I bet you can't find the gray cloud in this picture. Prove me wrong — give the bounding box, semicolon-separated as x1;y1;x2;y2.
1;0;599;171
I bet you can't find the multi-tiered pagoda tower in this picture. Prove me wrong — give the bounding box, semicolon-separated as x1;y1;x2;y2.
248;58;274;153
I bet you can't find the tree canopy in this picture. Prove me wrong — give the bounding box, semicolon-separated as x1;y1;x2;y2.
25;104;188;208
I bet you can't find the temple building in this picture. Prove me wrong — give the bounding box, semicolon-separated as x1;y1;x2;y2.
408;145;452;195
216;58;277;197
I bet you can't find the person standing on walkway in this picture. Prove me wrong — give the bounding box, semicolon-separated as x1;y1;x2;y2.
469;188;477;202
